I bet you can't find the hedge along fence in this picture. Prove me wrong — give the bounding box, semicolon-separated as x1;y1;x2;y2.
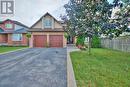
101;37;130;52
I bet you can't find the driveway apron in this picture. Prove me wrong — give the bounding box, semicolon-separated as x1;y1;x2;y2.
0;48;67;87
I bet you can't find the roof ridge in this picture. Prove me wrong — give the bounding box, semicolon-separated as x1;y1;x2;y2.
0;19;29;28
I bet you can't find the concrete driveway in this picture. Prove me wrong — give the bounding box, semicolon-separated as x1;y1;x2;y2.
0;48;67;87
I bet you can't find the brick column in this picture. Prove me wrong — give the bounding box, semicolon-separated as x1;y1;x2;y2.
47;34;49;47
7;34;12;45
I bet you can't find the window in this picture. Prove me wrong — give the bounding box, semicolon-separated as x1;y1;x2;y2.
5;24;13;29
0;28;4;32
44;18;52;28
12;34;22;41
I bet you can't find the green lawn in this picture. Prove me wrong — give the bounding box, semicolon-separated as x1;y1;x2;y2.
0;46;28;53
70;48;130;87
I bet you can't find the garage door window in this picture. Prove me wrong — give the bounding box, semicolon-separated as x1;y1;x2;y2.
12;34;22;41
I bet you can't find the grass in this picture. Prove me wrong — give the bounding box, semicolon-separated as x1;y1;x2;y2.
70;48;130;87
0;46;28;53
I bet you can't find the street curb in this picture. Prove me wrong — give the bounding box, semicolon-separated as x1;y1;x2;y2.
0;48;29;55
67;50;77;87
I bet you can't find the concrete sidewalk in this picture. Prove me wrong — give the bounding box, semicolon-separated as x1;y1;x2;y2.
67;44;80;87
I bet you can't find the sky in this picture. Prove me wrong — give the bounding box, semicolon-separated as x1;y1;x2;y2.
0;0;113;27
108;0;114;3
0;0;69;27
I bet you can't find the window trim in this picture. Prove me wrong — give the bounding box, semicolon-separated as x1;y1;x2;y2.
43;18;52;28
5;23;13;29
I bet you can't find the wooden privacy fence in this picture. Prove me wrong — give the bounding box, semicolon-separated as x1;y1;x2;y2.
101;37;130;52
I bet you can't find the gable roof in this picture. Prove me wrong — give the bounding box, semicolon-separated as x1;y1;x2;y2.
13;20;29;28
0;19;29;28
31;12;62;28
0;28;27;34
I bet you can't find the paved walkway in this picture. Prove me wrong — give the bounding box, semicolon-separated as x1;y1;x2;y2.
0;48;67;87
67;44;80;52
67;44;79;87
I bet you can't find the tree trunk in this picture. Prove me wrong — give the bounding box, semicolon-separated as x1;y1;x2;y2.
28;38;30;47
88;36;91;55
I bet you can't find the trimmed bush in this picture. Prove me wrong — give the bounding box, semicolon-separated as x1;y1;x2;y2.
92;35;101;48
76;35;85;46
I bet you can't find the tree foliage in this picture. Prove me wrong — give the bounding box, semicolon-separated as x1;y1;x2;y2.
63;0;130;54
76;35;85;46
26;33;31;38
103;0;130;37
63;0;130;38
64;0;111;37
92;35;101;48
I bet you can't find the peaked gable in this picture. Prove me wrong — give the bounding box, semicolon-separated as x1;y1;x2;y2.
31;12;63;29
0;19;29;29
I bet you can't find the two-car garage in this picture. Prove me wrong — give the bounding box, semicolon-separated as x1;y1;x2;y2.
33;35;64;48
28;13;67;48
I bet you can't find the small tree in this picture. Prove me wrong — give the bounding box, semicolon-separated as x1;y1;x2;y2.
64;0;111;54
92;35;101;48
26;33;31;46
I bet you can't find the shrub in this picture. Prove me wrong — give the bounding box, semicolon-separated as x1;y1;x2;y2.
64;32;69;39
76;35;85;46
92;35;101;48
26;33;31;38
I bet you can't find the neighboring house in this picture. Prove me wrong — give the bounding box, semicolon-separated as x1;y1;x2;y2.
0;19;28;46
28;12;67;48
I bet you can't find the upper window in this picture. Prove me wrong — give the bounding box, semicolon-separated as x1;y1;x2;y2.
5;24;13;29
12;34;22;41
44;18;52;28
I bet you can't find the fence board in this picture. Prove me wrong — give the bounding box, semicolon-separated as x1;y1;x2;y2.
101;37;130;52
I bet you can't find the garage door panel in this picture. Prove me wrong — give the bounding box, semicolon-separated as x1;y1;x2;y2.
33;35;47;47
49;35;63;47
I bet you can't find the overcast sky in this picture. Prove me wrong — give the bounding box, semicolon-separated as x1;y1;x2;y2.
0;0;113;27
108;0;114;3
0;0;69;27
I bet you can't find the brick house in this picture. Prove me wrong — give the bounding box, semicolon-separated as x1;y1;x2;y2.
0;19;28;46
28;12;67;48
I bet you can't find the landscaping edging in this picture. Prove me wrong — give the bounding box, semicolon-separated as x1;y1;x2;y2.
67;50;77;87
0;48;29;55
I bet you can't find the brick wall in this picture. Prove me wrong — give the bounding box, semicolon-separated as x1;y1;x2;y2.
0;34;8;43
7;33;28;46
